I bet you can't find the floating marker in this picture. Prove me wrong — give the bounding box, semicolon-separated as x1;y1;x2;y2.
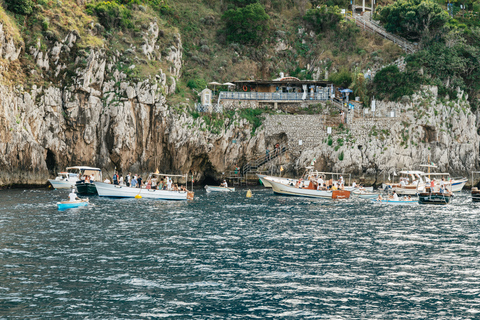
135;194;142;199
246;189;252;198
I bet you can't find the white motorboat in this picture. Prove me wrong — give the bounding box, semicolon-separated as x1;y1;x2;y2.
205;185;235;193
266;177;350;199
95;173;194;200
48;166;102;189
419;167;467;192
257;174;297;188
95;182;193;200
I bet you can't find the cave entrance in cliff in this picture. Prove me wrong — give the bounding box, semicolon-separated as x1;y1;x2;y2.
203;174;218;185
46;149;56;176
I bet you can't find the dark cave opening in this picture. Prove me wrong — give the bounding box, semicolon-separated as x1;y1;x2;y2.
46;149;56;175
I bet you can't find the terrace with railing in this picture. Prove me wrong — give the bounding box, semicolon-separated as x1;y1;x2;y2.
219;89;331;101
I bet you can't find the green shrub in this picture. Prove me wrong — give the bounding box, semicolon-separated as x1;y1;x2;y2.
238;108;265;135
304;5;343;32
5;0;34;15
372;65;423;101
186;78;207;90
222;2;270;46
338;151;344;161
86;1;133;30
328;69;353;88
377;0;448;41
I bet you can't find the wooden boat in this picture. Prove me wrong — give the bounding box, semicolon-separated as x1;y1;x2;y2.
205;185;235;193
49;166;102;190
266;177;350;199
418;192;452;205
472;187;480;202
57;199;89;210
382;170;425;195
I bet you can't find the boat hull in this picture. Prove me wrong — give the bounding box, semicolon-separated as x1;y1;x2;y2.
354;191;378;199
57;200;88;210
472;190;480;202
257;174;297;188
76;182;97;195
418;192;452;205
205;185;235;193
267;178;350;199
95;182;191;200
450;178;467;192
49;179;79;189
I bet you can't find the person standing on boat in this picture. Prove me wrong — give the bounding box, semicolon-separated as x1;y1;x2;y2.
126;173;131;187
430;179;435;193
68;188;80;202
119;175;124;186
113;171;119;185
131;175;137;188
137;176;143;188
440;178;446;193
392;191;399;201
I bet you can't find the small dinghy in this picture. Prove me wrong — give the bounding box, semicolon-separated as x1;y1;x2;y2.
371;198;417;205
57;199;89;210
205;185;235;193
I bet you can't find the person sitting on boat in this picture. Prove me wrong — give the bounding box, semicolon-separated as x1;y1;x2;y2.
332;183;338;191
377;194;383;201
425;176;430;184
90;174;95;182
68;188;80;202
400;179;406;188
84;175;90;183
408;195;412;201
104;178;111;184
352;181;357;188
221;180;228;188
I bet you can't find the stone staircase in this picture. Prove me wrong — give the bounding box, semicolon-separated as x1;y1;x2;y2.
241;146;289;177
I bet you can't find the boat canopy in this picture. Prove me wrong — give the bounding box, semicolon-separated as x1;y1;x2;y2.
66;166;102;171
420;172;450;176
398;170;424;175
419;164;438;168
152;173;187;178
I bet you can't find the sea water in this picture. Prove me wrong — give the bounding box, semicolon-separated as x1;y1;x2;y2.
1;187;480;318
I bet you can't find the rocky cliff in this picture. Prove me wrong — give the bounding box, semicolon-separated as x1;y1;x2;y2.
0;19;479;187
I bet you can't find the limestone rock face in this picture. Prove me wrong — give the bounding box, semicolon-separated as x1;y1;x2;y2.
0;22;265;186
0;22;479;187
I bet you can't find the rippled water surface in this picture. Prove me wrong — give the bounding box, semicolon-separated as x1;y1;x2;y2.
1;187;480;318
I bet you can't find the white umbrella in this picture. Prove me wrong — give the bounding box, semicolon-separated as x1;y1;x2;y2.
208;81;222;95
223;82;235;91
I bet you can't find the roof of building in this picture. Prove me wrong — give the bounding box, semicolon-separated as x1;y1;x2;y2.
232;79;331;85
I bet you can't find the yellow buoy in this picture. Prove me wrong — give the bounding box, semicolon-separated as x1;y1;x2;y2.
246;189;252;198
135;194;142;199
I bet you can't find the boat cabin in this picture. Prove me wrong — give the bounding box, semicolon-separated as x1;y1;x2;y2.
66;166;102;181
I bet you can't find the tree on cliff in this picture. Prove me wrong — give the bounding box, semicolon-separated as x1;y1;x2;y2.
376;0;449;41
5;0;34;15
222;2;270;46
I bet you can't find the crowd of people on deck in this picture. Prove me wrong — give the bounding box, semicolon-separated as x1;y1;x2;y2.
102;171;187;191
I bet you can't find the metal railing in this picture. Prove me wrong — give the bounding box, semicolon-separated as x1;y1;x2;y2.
242;147;288;177
347;15;417;54
219;91;331;101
